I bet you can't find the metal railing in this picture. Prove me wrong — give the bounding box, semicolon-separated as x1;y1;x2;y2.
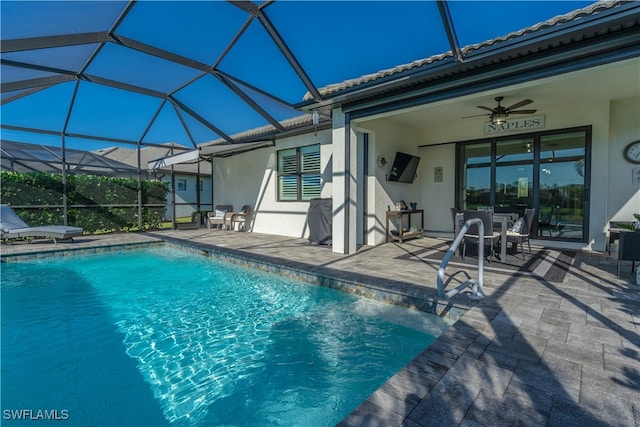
437;217;486;300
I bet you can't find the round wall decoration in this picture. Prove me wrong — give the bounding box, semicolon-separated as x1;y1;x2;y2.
624;140;640;164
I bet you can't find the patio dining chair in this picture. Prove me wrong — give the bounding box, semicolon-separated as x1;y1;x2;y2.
450;207;461;236
538;206;559;236
617;231;640;276
506;208;536;260
462;210;501;263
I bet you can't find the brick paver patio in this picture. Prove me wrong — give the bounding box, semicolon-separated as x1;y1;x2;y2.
2;229;639;426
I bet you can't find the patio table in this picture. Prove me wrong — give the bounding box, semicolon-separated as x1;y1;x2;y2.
493;215;509;262
455;213;513;262
494;213;522;260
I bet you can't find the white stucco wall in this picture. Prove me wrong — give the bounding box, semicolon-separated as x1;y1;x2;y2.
608;96;640;222
418;143;456;234
355;120;422;245
211;130;332;238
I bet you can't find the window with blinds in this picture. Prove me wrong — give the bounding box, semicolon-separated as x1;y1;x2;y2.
277;144;321;201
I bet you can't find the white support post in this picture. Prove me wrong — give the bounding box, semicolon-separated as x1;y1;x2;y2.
332;109;358;254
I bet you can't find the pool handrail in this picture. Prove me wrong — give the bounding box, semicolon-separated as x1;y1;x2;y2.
437;217;486;300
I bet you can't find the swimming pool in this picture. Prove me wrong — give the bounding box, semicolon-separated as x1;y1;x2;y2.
1;246;450;426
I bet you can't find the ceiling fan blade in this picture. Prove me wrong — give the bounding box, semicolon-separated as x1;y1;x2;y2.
462;113;490;119
475;105;495;112
508;109;537;114
505;99;533;110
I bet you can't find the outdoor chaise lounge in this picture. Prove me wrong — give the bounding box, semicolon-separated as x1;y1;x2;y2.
0;204;84;244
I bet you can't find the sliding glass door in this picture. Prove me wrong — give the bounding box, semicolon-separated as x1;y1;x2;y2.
537;131;588;240
495;138;534;216
459;142;491;209
457;127;590;242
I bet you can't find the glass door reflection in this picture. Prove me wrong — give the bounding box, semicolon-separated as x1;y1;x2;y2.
459;142;491;210
537;131;587;240
495;138;533;216
456;128;590;242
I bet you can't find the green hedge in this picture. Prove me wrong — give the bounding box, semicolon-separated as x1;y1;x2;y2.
1;171;169;233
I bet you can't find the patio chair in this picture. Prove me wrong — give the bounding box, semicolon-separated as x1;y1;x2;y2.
538;206;558;236
617;231;640;276
225;205;251;231
506;208;536;260
207;205;233;230
0;204;83;244
450;207;461;236
462;210;501;263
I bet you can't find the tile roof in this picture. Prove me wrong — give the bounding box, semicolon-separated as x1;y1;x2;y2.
199;113;316;148
302;0;626;101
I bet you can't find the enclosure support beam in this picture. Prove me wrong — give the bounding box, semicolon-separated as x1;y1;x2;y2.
437;0;465;63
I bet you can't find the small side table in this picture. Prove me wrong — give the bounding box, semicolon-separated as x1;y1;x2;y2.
385;209;424;243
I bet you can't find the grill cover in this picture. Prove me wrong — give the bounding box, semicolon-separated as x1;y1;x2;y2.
307;198;332;245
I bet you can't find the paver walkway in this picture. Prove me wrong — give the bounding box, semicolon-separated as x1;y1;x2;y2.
2;229;639;426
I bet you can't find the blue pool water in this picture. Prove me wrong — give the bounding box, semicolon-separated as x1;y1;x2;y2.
1;247;450;426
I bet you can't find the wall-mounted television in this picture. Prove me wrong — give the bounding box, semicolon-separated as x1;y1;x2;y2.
388;152;420;183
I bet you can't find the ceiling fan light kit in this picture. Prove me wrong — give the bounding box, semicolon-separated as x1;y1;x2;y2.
490;112;508;125
466;96;537;124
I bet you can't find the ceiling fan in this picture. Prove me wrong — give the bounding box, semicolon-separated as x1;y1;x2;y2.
464;96;537;124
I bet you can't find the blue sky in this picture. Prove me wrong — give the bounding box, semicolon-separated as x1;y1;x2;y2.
1;1;595;151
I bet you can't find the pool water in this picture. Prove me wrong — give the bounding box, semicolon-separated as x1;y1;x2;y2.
1;247;450;426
